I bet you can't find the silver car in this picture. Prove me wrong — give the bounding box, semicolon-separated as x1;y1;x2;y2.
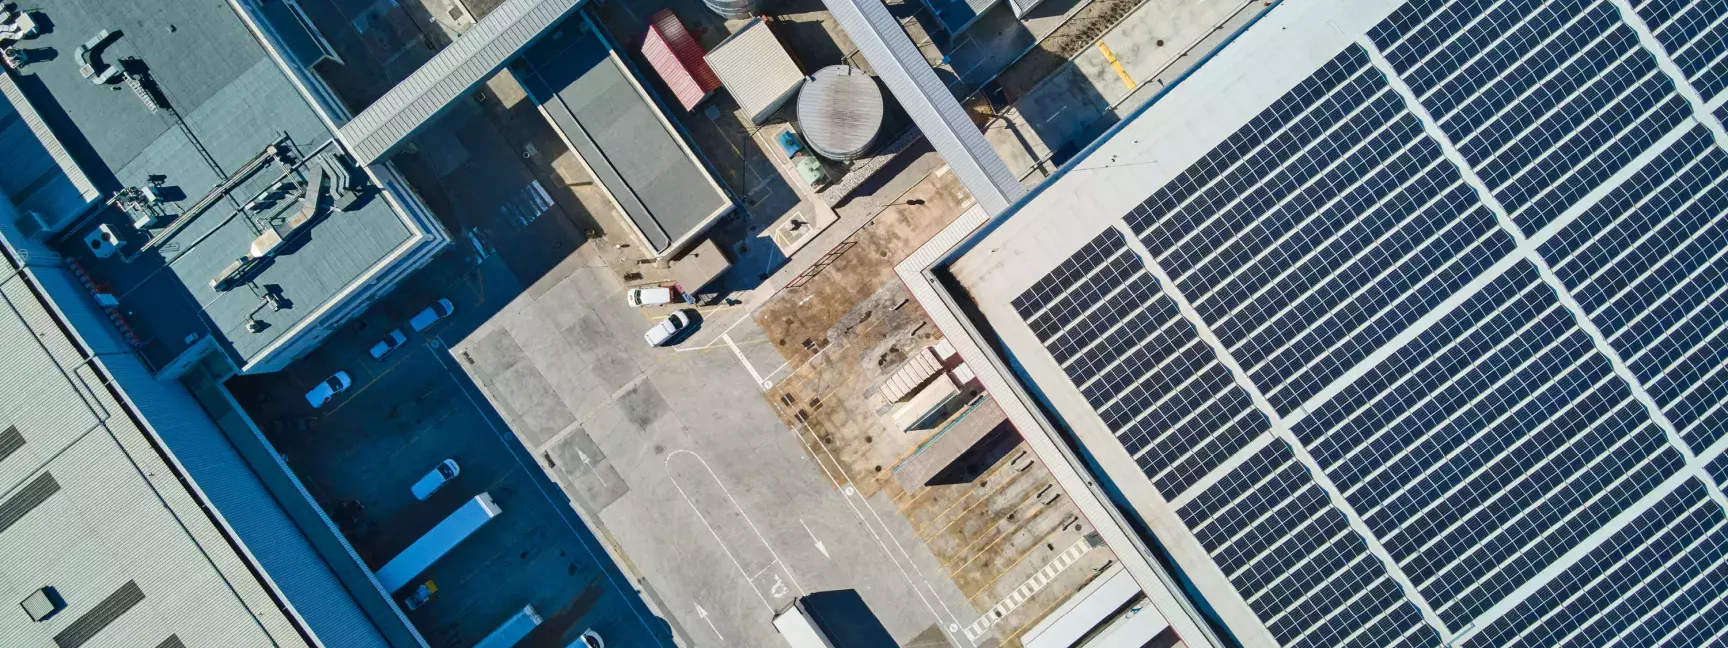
644;310;693;346
304;371;352;408
368;328;408;360
409;298;455;332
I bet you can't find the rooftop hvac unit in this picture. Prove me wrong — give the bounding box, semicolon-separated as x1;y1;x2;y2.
82;224;122;259
880;346;945;403
211;256;253;291
705;19;804;124
248;227;285;259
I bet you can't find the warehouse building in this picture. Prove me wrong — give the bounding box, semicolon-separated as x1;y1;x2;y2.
902;0;1728;645
0;0;454;644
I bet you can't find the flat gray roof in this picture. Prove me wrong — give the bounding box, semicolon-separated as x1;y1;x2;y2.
1;0;419;370
336;0;584;164
0;252;298;647
512;17;732;254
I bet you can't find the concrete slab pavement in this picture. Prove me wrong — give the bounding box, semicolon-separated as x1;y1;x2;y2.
450;250;987;647
983;0;1268;180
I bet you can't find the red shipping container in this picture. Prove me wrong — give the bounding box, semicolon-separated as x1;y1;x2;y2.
641;10;722;111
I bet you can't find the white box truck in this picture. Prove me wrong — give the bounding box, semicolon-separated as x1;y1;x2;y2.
375;492;501;592
773;598;837;648
473;605;541;648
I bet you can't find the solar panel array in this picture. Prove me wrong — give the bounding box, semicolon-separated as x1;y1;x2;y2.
1008;0;1728;644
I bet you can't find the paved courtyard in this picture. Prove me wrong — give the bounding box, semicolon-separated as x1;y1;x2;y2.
450;244;984;646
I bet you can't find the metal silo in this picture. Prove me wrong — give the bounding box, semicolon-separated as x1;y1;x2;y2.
795;65;884;161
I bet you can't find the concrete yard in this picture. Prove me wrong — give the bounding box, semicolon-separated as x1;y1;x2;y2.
982;0;1272;181
753;169;1120;647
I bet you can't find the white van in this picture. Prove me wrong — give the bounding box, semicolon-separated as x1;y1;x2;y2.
305;371;352;408
409;298;455;332
626;286;675;307
410;459;460;500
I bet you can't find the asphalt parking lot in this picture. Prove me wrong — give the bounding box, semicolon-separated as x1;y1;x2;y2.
226;211;677;648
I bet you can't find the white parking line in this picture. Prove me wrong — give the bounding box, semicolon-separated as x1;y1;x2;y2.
665;449;806;612
781;421;975;647
721;333;770;389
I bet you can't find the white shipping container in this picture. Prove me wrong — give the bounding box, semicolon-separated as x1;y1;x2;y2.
473;605;542;648
705;18;805;124
375;493;502;591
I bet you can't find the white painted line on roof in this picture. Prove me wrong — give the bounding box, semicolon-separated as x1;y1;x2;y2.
1445;465;1701;645
1115;219;1456;641
963;538;1095;642
1611;0;1728;147
1368;27;1728;632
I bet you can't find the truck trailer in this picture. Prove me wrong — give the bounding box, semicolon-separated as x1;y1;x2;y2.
375;492;502;592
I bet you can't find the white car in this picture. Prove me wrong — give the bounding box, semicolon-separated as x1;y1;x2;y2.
305;371;352;408
368;328;408;360
626;286;674;307
644;310;693;347
409;298;455;332
410;459;460;500
574;629;603;647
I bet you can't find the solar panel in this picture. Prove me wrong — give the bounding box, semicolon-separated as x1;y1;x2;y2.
1003;0;1728;643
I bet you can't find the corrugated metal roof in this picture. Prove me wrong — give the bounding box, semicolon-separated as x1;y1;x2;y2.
641;10;721;111
797;65;884;160
880;346;943;403
704;18;803;124
819;0;1021;214
0;253;323;648
339;0;584;163
0;71;101;206
516;20;733;255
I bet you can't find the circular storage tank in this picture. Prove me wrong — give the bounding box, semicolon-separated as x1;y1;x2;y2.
704;0;757;20
796;66;884;161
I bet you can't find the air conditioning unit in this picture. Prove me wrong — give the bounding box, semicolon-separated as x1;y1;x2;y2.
82;224;122;259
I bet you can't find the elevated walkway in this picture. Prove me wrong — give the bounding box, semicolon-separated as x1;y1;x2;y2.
338;0;584;163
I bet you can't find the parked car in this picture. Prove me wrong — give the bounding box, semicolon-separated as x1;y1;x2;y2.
409;298;455;332
626;286;675;307
411;459;460;500
368;328;408;360
576;629;604;647
401;581;437;612
304;371;352;408
644;310;694;347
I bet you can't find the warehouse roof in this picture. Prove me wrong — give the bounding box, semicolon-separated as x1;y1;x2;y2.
1;0;419;372
512;16;732;255
935;0;1728;644
0;251;298;647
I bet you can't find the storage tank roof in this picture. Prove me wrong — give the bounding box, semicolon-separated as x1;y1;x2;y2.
796;66;884;160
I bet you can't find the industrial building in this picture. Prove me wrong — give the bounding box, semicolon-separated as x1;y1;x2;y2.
510;14;734;257
0;0;460;644
901;0;1728;646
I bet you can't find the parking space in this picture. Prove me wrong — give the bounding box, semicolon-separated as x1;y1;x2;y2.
229;273;677;648
752;168;1118;647
223;61;683;645
445;226;985;647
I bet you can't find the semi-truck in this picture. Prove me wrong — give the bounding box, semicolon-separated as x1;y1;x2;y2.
375;492;502;592
473;605;541;648
772;591;895;648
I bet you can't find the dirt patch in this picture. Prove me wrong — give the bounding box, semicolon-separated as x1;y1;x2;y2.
993;0;1147;101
